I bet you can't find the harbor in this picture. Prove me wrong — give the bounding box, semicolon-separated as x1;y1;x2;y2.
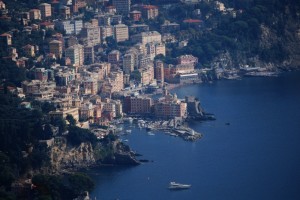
110;117;202;142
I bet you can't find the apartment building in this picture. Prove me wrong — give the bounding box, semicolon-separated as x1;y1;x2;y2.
109;70;124;92
141;5;159;20
154;60;164;84
39;3;52;19
89;62;111;80
55;20;83;35
154;101;187;118
124;95;153;114
123;53;135;74
131;31;161;44
139;65;154;85
0;33;12;46
34;68;48;82
49;40;63;59
29;9;41;20
177;54;198;65
108;50;120;64
112;0;131;15
65;44;84;66
81;26;101;45
23;44;35;57
154;92;187;119
84;45;95;65
114;24;129;42
49;107;79;122
100;26;114;42
82;78;98;95
130;10;142;21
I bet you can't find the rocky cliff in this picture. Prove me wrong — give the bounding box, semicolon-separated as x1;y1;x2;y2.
48;137;139;174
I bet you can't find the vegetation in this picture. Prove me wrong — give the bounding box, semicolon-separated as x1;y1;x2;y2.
158;0;299;66
67;126;98;147
31;173;94;200
0;92;49;190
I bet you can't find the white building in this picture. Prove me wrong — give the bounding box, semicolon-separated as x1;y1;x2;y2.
55;20;83;35
81;25;101;45
114;24;129;42
65;44;84;66
131;31;161;44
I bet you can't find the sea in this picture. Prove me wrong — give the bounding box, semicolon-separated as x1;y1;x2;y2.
89;71;300;200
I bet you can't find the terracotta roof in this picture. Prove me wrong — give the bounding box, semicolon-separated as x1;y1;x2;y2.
40;21;54;26
142;5;158;9
183;19;202;23
0;33;12;37
23;44;33;49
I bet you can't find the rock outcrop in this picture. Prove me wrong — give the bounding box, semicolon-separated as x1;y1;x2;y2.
48;137;139;174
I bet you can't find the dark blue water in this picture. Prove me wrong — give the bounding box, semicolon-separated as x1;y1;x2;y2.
90;72;300;200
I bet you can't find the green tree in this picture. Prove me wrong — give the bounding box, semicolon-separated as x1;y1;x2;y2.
66;114;76;127
68;173;95;196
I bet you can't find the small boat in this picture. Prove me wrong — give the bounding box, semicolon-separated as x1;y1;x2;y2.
168;182;191;190
126;130;132;133
148;132;155;136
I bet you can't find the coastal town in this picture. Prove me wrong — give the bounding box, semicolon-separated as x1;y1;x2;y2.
0;0;280;144
1;0;299;199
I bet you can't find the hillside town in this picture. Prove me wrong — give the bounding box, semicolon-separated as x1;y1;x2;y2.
1;0;300;199
0;0;229;137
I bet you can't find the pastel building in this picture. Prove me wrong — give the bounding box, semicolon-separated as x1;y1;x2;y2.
108;50;121;64
124;95;153;115
65;44;84;66
114;24;129;42
131;31;161;45
29;9;41;20
123;53;135;74
0;33;12;46
39;3;52;19
141;5;158;20
49;40;63;59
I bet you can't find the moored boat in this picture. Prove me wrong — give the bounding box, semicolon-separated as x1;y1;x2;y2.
168;182;191;190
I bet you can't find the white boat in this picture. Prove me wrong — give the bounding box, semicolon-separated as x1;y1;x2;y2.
168;182;191;190
126;130;132;133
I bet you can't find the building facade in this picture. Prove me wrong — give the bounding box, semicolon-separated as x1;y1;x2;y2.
65;44;84;66
49;40;63;59
114;24;129;42
39;3;52;19
112;0;131;15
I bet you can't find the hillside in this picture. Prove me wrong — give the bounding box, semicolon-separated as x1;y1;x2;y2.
160;0;300;69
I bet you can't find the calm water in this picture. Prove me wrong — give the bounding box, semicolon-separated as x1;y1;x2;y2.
90;72;300;200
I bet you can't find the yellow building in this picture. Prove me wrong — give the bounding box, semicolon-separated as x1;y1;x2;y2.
23;44;35;57
39;3;52;19
0;33;12;46
29;9;41;20
49;107;79;122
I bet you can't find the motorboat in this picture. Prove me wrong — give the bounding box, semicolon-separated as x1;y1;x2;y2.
126;130;132;133
168;182;191;190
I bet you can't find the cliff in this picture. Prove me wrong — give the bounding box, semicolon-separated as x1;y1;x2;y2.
48;137;140;174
